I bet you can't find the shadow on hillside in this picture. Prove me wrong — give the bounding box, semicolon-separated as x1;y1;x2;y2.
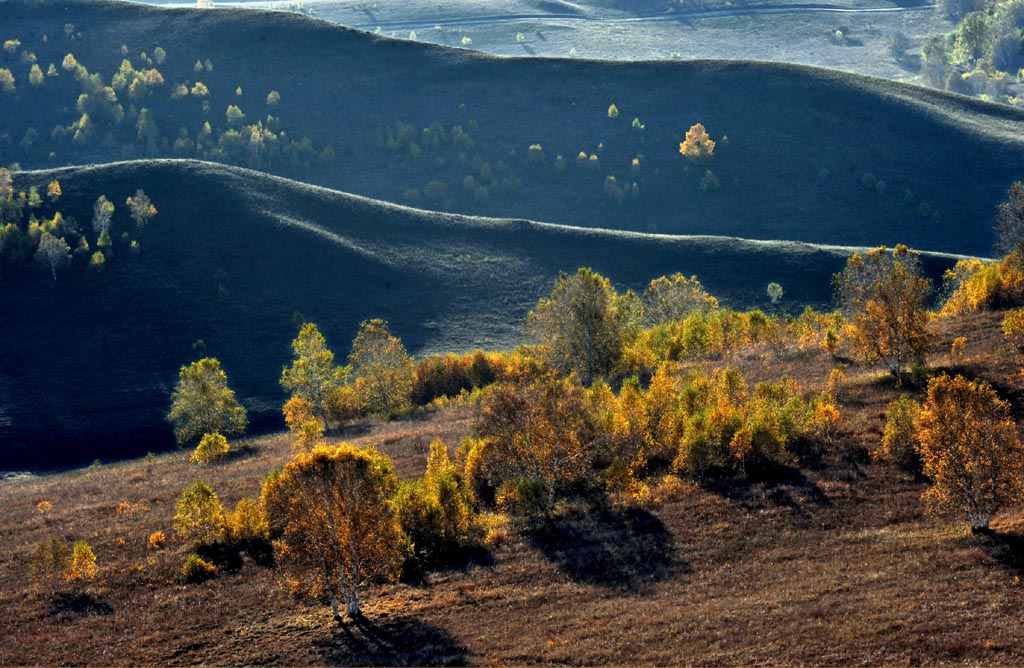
401;543;493;585
704;464;831;515
197;539;275;573
316;615;467;666
528;506;682;591
50;592;113;616
980;530;1024;575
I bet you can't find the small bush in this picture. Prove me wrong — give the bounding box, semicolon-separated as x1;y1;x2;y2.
1002;308;1024;348
148;531;166;550
225;498;269;545
182;554;216;583
873;395;922;470
190;432;229;464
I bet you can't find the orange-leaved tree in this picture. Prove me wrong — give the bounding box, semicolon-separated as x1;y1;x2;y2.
915;374;1024;532
679;123;715;163
261;444;404;620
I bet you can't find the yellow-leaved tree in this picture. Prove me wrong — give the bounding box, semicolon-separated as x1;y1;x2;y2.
834;245;931;381
261;444;404;620
679;123;715;163
281;322;350;432
915;374;1024;532
349;319;414;417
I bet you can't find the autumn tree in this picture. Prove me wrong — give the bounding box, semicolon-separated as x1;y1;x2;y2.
40;186;59;211
167;357;248;445
915;374;1024;532
175;479;225;545
35;232;70;280
642;273;718;325
126;189;156;228
395;439;478;566
528;268;641;384
349;319;414;416
471;373;598;512
994;180;1024;255
679;123;715;163
261;444;404;619
835;245;931;380
281;323;350;431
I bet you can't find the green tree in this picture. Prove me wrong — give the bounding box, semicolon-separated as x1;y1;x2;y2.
261;444;405;619
167;357;248;445
349;319;414;416
528;268;641;384
281;323;350;430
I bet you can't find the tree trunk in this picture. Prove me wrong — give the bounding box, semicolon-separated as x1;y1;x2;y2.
330;594;341;622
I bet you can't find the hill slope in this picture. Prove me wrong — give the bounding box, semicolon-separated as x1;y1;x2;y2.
1;159;963;470
1;0;1023;254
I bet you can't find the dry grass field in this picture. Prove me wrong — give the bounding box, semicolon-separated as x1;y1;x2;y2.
3;310;1024;665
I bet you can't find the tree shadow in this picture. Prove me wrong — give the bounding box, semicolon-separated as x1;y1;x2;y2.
197;538;275;573
50;592;114;616
978;529;1024;575
702;464;832;516
315;615;468;666
400;542;493;585
527;505;682;591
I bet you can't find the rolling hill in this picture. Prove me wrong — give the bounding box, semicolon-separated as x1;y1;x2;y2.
1;159;964;470
1;0;1022;255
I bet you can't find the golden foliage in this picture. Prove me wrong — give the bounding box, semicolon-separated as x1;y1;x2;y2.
915;374;1024;531
836;245;931;379
679;123;715;163
174;479;225;545
261;443;404;619
148;531;166;550
225;498;269;544
190;432;230;465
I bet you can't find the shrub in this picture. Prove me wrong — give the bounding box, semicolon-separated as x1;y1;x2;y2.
225;498;269;545
190;432;229;464
174;479;224;545
69;541;97;583
148;531;166;550
31;537;72;593
876;397;925;469
1002;308;1024;348
182;554;216;583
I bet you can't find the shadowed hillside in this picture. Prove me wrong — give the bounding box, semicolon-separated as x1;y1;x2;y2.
1;0;1023;255
1;159;964;470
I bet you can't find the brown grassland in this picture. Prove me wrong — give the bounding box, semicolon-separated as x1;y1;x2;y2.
2;310;1024;665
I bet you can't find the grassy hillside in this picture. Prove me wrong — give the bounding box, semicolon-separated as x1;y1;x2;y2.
1;0;1022;255
0;158;964;471
3;310;1024;665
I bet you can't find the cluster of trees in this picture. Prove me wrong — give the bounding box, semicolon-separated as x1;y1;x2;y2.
0;169;154;279
280;319;415;447
2;30;330;173
921;0;1024;104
